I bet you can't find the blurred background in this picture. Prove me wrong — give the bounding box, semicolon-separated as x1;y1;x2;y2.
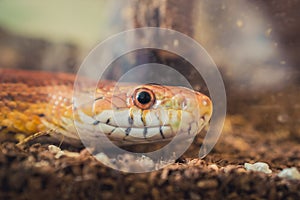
0;0;299;140
1;2;299;198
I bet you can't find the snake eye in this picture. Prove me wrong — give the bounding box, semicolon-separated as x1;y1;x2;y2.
137;91;151;104
133;88;156;109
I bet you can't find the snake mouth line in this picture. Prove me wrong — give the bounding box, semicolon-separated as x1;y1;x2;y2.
92;118;172;128
75;110;175;140
73;117;179;142
73;109;204;143
85;121;173;141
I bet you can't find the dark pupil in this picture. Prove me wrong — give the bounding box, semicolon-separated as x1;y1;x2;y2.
137;91;151;104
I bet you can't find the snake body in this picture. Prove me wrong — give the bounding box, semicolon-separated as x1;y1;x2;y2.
0;69;212;146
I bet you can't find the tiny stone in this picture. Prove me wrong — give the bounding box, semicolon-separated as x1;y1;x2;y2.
54;150;65;159
34;160;50;168
222;165;239;173
278;167;300;180
197;179;218;189
48;145;61;154
173;39;179;47
236;167;247;173
208;164;219;171
136;155;155;170
244;162;272;174
48;145;68;159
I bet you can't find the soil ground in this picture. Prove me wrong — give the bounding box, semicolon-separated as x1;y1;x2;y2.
0;114;299;200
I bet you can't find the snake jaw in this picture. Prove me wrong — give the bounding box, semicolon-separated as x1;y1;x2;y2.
71;85;213;145
46;83;213;146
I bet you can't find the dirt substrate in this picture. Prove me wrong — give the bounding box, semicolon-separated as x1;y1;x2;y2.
0;115;299;200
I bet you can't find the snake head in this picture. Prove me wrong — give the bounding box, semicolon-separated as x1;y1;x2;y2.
128;84;212;135
76;83;213;144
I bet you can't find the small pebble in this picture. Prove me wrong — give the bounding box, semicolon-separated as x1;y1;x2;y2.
197;179;218;189
222;165;239;173
54;151;65;159
48;145;65;159
244;162;272;174
278;167;300;180
48;145;61;154
48;145;79;159
208;164;219;171
136;155;155;170
34;160;50;168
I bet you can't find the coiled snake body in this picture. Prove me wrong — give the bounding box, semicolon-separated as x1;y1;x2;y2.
0;69;212;146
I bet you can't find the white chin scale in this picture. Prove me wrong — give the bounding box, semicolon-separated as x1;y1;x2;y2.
75;109;204;145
